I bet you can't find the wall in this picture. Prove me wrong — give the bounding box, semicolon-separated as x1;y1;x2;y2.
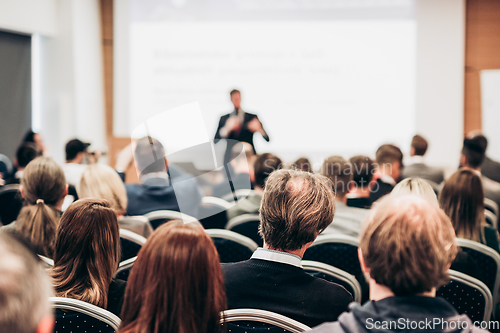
0;0;106;164
415;0;465;169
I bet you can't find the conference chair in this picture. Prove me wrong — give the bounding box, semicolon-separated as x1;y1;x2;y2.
302;260;362;303
115;256;136;281
38;254;53;268
0;184;23;225
437;270;493;322
303;234;369;302
119;229;147;262
485;209;498;230
51;297;121;333
456;238;500;307
199;196;232;229
144;210;197;229
221;309;310;333
225;214;262;246
222;189;254;202
484;198;499;218
119;215;154;238
206;229;258;263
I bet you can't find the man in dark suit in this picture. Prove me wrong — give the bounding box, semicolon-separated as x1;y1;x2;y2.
402;134;444;185
369;144;403;204
222;169;352;328
214;89;269;165
466;132;500;184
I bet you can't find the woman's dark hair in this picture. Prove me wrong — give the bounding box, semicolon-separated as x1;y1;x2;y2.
118;221;226;333
52;199;120;308
439;169;485;242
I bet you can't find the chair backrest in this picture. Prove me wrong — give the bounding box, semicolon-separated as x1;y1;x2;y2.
119;215;154;238
120;229;147;262
302;260;362;303
456;238;500;307
226;214;262;246
38;254;54;268
206;229;258;263
115;256;136;281
222;308;310;333
50;297;121;333
303;234;368;302
484;209;498;230
223;189;255;202
484;198;499;218
144;210;197;229
0;184;23;225
199;196;232;229
437;270;493;322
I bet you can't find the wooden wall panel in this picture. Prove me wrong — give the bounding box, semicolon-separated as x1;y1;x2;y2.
464;0;500;134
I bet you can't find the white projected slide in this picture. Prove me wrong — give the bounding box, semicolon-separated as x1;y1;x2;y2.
128;20;415;161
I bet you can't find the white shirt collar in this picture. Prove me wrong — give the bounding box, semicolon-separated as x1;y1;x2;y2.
379;174;396;186
251;247;302;268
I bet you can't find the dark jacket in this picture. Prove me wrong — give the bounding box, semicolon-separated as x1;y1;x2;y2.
222;258;352;328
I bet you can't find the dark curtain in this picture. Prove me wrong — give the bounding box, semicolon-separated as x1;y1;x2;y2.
0;30;31;161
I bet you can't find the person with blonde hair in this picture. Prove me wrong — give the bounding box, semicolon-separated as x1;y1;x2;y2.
16;156;68;257
310;195;486;333
391;177;439;207
79;164;153;237
52;198;124;316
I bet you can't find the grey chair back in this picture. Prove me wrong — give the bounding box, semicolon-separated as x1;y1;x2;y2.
119;215;153;238
115;256;136;281
144;210;197;229
120;229;147;262
302;260;362;303
226;214;262;246
206;229;258;263
456;238;500;307
221;308;310;333
51;297;121;333
484;198;499;218
437;270;493;322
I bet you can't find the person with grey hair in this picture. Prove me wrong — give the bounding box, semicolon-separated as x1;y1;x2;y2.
0;231;54;333
222;169;352;328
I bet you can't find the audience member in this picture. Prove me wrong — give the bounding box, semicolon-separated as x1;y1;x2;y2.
467;132;500;184
79;164;153;237
292;157;313;172
22;129;46;155
0;152;13;182
391;177;439;207
15;157;67;257
369;144;403;204
439;169;500;253
52;199;125;316
62;138;90;187
226;152;282;221
402;134;444;184
223;169;352;327
310;195;486;333
4;142;42;184
461;136;500;212
121;137;203;217
346;155;375;209
118;221;226;333
320;156;369;238
212;141;255;199
390;177;481;280
0;231;54;333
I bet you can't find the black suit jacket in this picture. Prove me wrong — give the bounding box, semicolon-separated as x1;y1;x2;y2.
214;110;269;163
222;258;352;328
